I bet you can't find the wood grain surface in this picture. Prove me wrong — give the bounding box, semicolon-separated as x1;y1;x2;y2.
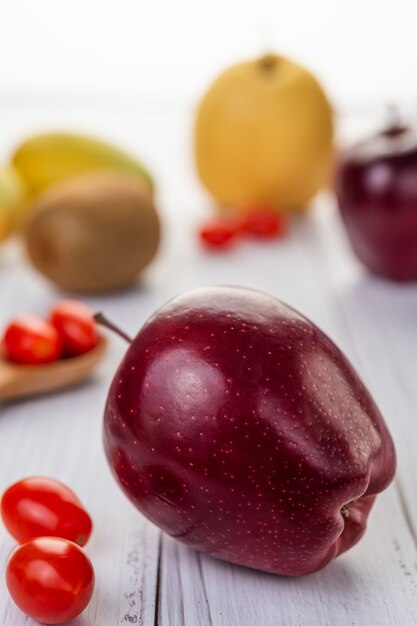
0;106;416;625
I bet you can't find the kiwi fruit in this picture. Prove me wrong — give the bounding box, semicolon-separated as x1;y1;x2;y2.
24;172;160;293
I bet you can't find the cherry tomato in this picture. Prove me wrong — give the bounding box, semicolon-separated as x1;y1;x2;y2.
241;207;287;238
50;300;98;356
199;220;241;249
1;477;93;546
3;315;62;365
6;537;94;624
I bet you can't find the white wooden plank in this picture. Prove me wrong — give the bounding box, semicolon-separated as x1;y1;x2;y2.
158;535;212;626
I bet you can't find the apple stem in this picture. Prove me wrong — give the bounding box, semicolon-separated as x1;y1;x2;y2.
94;312;132;344
340;505;349;519
259;53;277;72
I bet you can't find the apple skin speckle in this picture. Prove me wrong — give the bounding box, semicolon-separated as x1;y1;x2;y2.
103;286;396;576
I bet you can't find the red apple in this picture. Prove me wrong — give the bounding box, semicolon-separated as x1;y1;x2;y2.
102;286;396;576
335;123;417;281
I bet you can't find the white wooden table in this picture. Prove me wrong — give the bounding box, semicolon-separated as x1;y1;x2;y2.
1;103;417;625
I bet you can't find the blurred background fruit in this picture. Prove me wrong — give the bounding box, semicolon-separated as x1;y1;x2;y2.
50;300;99;357
12;131;154;199
3;315;62;365
335;121;417;282
194;54;334;212
0;166;26;243
24;172;160;293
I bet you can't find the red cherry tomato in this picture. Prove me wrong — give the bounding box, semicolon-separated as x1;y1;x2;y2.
241;207;287;237
3;315;62;365
50;300;98;356
199;219;241;249
1;477;93;546
6;537;94;624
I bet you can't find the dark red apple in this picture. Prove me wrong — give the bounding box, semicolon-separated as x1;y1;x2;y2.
335;123;417;281
102;286;396;576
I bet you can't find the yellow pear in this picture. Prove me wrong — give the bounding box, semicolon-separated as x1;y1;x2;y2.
194;54;334;212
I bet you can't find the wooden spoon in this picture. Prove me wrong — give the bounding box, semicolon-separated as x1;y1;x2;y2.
0;336;108;402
